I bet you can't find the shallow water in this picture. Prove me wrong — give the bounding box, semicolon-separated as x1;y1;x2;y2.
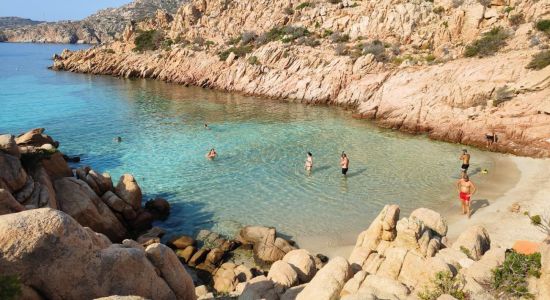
0;43;496;240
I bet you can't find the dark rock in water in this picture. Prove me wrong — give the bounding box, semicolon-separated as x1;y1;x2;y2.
189;248;210;267
128;209;154;232
145;197;170;220
62;154;81;163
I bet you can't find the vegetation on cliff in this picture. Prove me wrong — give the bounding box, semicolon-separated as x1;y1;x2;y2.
464;27;509;58
489;251;541;299
527;51;550;70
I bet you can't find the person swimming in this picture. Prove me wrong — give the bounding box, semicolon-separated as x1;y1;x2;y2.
340;152;349;175
206;148;217;160
305;152;313;172
114;137;122;143
204;123;210;130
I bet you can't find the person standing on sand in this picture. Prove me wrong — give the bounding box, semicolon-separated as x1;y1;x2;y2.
456;174;477;218
305;152;313;172
460;149;470;175
206;148;217;160
340;152;349;175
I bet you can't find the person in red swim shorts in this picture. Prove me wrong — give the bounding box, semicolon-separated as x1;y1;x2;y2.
456;174;477;218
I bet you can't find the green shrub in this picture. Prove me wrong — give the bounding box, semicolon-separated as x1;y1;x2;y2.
460;246;473;259
228;36;241;45
247;55;260;65
425;54;436;62
526;50;550;70
362;40;387;61
535;19;550;34
433;6;445;14
104;49;115;54
296;2;313;9
322;29;334;38
284;6;295;15
530;214;542;225
329;32;350;43
418;271;467;300
334;43;348;56
489;251;541;299
0;276;22;300
218;45;253;61
509;13;524;26
328;0;342;3
494;85;514;105
503;6;514;13
464;27;508;57
133;30;165;52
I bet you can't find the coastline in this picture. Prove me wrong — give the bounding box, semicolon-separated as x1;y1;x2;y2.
296;153;550;258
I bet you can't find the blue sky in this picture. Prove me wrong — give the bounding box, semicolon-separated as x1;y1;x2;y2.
0;0;133;21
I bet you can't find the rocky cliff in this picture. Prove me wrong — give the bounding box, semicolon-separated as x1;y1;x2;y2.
52;0;550;157
0;0;186;44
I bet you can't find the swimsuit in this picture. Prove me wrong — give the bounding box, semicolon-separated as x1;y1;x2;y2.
461;163;469;170
342;168;348;175
459;192;471;203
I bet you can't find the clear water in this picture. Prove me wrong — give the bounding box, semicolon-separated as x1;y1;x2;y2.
0;43;496;241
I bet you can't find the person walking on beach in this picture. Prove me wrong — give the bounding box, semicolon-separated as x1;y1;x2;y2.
206;148;217;160
460;149;470;175
456;174;477;218
340;152;349;175
305;152;313;172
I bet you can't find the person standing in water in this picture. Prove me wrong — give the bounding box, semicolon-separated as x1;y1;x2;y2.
204;123;210;130
456;174;477;218
305;152;313;172
340;152;349;175
206;148;217;160
459;149;470;175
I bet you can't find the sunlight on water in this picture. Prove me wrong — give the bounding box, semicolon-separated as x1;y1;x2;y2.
0;43;496;239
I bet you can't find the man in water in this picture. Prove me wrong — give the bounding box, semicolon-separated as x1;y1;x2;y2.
204;123;210;130
459;149;470;175
340;152;349;175
456;174;476;218
206;148;217;160
305;152;313;172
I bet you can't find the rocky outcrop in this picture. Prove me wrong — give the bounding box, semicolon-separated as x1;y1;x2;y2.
52;0;550;157
0;208;195;300
1;0;186;44
237;225;296;264
296;256;351;300
452;225;491;260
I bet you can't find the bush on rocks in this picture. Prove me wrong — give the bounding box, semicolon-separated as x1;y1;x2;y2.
535;19;550;35
0;275;21;300
488;250;541;299
526;50;550;70
417;271;467;300
133;30;165;52
464;27;509;57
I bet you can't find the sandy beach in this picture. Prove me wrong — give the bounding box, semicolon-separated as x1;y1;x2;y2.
296;154;550;258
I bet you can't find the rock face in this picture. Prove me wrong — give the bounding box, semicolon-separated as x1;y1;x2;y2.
0;208;195;300
237;225;296;264
282;249;317;283
115;174;143;210
54;177;127;242
297;256;351;300
52;0;550;157
452;225;491;260
0;152;28;192
2;0;186;44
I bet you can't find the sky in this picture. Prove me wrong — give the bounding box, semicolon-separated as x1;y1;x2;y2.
0;0;133;22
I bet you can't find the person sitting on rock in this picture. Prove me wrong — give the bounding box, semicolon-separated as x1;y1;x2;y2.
206;148;217;160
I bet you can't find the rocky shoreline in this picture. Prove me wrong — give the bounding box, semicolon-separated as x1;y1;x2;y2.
1;128;550;299
51;0;550;157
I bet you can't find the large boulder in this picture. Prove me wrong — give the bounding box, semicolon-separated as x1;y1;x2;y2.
282;249;317;283
15;128;57;147
145;197;170;220
0;152;27;192
0;134;20;158
0;188;25;215
297;256;351;300
145;243;196;300
267;260;299;290
239;275;278;300
398;252;452;289
30;165;58;209
54;177;127;241
40;152;72;179
376;247;408;280
237;226;296;263
410;208;448;236
115;174;142;210
452;225;491;260
0;209;195;300
360;274;410;299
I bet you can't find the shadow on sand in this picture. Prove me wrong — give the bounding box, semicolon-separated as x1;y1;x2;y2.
470;199;490;217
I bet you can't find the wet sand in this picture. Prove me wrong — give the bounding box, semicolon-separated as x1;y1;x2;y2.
295;154;550;258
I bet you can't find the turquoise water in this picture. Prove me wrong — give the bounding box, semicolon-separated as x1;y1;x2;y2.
0;43;495;240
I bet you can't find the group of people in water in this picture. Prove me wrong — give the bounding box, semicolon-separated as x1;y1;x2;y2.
202;123;481;219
